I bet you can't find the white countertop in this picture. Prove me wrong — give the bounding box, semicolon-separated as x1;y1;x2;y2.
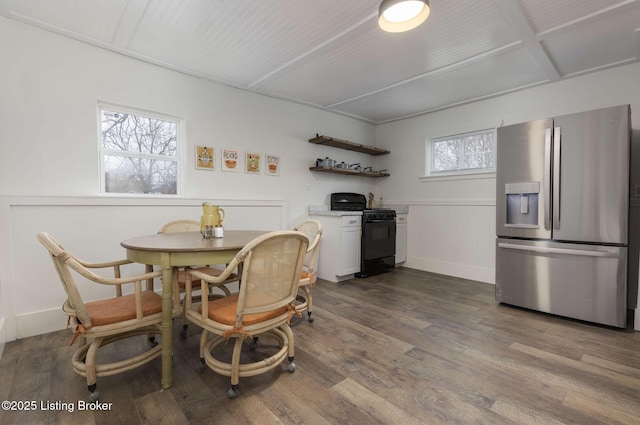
308;204;407;215
384;204;409;214
309;210;363;217
308;205;361;216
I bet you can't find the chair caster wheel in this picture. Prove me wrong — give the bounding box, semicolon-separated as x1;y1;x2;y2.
307;313;314;323
288;362;296;372
249;337;258;350
149;336;159;347
89;390;100;402
179;327;188;339
198;358;206;371
227;385;239;399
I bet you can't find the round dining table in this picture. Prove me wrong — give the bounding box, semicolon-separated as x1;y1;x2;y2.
121;229;268;389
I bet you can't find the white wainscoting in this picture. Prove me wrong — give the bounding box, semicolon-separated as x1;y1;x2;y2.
404;199;496;284
0;196;287;341
0;317;5;359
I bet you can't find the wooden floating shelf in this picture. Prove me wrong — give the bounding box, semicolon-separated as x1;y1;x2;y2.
309;166;389;178
309;135;390;156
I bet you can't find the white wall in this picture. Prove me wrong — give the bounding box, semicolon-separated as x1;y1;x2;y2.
2;15;640;342
0;17;384;341
0;196;288;340
375;62;640;285
0;17;379;206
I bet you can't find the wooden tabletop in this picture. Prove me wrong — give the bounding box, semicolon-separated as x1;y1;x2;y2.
121;230;268;252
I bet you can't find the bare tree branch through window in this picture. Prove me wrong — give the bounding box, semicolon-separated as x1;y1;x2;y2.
430;129;495;175
100;108;179;194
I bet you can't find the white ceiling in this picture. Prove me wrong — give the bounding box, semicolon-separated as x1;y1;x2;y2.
2;0;639;124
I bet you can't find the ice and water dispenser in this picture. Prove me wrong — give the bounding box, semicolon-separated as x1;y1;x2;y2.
505;182;540;228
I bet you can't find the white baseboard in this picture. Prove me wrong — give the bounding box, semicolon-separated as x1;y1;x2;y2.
16;308;68;339
406;256;495;284
635;308;640;332
13;281;240;340
0;317;5;360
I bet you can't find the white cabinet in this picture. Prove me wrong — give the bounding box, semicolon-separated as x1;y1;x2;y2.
339;217;361;275
396;213;407;264
314;214;361;282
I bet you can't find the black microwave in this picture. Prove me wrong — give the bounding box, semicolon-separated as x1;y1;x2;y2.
330;192;366;211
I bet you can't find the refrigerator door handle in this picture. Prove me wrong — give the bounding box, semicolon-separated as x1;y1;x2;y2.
498;242;617;257
544;128;552;230
553;126;561;230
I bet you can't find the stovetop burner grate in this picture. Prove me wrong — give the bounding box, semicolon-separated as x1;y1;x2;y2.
364;208;394;212
363;208;396;221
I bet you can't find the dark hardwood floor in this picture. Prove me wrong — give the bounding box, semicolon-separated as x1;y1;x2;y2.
1;267;639;425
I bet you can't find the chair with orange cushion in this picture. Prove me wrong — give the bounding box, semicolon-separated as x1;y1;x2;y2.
183;230;308;398
37;232;170;402
292;220;323;322
156;220;239;337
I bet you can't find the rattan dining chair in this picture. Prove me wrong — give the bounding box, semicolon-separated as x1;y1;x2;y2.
292;219;323;322
157;220;239;337
183;230;308;398
37;232;169;402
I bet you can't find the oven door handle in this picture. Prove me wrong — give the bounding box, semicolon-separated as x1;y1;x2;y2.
364;219;395;223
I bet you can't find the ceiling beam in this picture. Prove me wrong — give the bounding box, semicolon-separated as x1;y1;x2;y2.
492;0;560;81
248;11;377;89
111;0;150;50
537;0;639;39
326;41;524;108
0;0;10;18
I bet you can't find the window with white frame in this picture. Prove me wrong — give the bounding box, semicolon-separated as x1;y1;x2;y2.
99;105;180;195
427;128;496;176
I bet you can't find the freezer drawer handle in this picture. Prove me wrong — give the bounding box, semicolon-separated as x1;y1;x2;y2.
498;242;616;257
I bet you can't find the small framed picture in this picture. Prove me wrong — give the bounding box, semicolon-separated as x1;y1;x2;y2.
222;148;240;172
195;146;214;170
245;152;261;174
265;154;280;176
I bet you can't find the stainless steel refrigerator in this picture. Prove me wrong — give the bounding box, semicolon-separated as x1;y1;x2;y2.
495;104;631;328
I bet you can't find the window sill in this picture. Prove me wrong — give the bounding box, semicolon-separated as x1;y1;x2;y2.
98;192;180;198
419;171;496;183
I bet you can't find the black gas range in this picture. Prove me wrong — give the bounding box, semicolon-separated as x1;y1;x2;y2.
330;193;396;277
362;208;396;221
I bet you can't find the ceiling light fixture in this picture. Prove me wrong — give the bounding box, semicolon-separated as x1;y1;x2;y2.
378;0;430;33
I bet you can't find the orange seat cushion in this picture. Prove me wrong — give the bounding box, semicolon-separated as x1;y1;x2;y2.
299;270;316;284
199;294;288;326
85;291;162;326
